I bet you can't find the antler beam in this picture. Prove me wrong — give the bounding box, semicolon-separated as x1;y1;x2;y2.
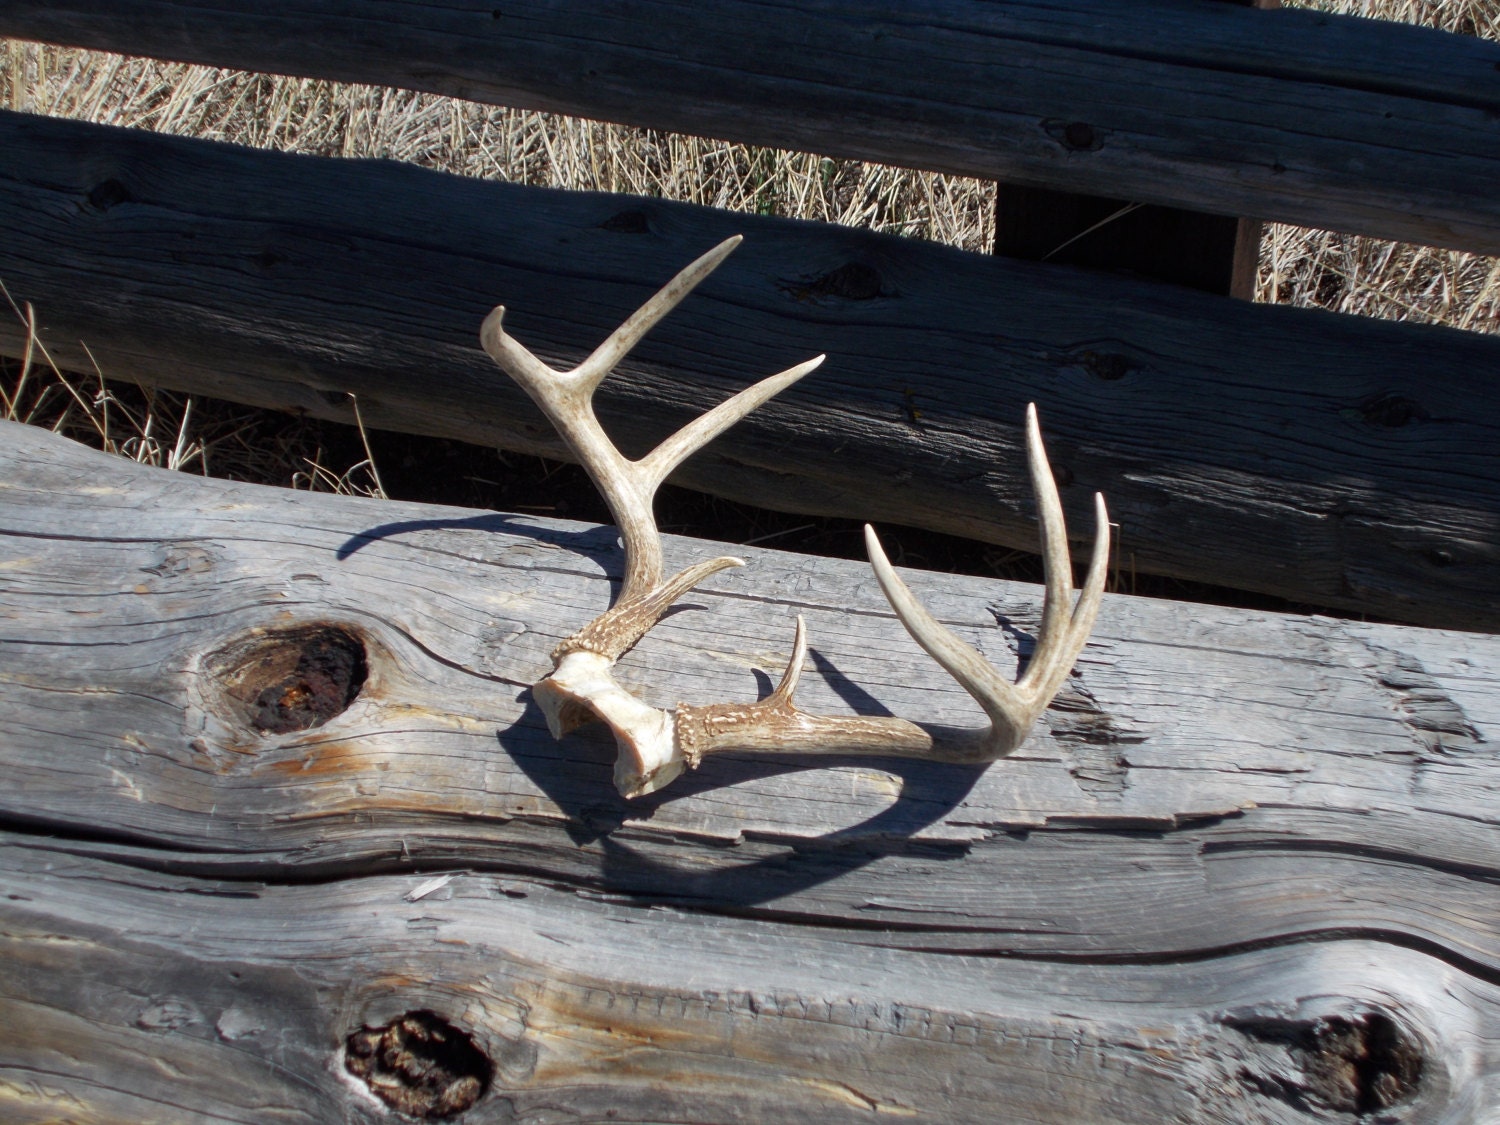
481;237;1110;797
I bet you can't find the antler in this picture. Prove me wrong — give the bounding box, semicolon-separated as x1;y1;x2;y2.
481;238;1110;797
675;405;1109;768
481;236;824;795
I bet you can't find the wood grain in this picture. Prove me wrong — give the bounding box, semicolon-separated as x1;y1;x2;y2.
1;111;1498;629
3;843;1488;1123
2;0;1499;253
1;422;1497;1119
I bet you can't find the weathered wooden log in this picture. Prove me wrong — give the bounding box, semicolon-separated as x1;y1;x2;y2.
990;0;1276;300
3;844;1487;1124
2;421;1498;1120
2;111;1498;631
4;0;1500;254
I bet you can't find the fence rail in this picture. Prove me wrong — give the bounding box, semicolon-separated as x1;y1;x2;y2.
4;0;1500;253
3;110;1498;629
3;420;1497;1122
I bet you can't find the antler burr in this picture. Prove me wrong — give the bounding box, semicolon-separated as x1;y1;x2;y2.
482;237;1110;797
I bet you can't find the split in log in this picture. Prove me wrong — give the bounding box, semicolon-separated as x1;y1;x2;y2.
3;0;1500;253
1;421;1498;1120
1;112;1498;630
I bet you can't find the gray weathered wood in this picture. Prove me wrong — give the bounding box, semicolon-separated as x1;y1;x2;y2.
4;843;1490;1124
1;422;1497;1119
3;0;1500;254
2;111;1498;630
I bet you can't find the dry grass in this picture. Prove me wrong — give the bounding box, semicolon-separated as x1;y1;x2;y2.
1;281;387;497
3;41;996;248
1256;0;1500;331
2;0;1498;509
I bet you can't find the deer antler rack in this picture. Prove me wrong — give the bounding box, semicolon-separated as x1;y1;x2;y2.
481;236;1110;797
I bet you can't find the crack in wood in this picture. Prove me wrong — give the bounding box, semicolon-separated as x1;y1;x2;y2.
1371;647;1485;755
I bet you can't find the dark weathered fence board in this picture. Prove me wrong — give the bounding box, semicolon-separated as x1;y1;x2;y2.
3;0;1500;253
990;0;1274;300
1;423;1497;1118
2;111;1498;629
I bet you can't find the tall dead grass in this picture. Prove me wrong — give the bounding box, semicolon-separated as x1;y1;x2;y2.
2;40;995;248
0;279;387;496
1256;0;1500;331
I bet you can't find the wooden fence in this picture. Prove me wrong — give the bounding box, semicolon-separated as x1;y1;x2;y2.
1;0;1499;628
1;2;1499;1122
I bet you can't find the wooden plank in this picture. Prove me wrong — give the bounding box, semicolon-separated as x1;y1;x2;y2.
2;0;1500;253
2;426;1498;915
2;111;1498;629
2;842;1485;1123
991;0;1273;299
2;423;1497;1117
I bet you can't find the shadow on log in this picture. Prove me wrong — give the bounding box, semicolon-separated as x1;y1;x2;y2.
2;422;1498;1120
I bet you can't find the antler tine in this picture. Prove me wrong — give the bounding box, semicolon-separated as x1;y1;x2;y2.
639;355;824;493
481;237;822;603
863;404;1110;753
863;525;1027;742
1026;402;1074;646
574;235;748;396
767;614;809;707
483;237;747;401
1025;489;1110;709
1020;403;1111;708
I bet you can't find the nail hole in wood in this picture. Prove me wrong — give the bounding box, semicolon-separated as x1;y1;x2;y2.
1044;120;1104;152
1079;350;1137;381
791;261;886;301
1359;392;1429;428
599;209;651;233
87;178;132;211
207;623;367;734
1063;122;1096;149
345;1011;493;1119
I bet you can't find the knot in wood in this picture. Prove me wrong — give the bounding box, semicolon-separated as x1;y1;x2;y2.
204;623;367;734
344;1010;493;1119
